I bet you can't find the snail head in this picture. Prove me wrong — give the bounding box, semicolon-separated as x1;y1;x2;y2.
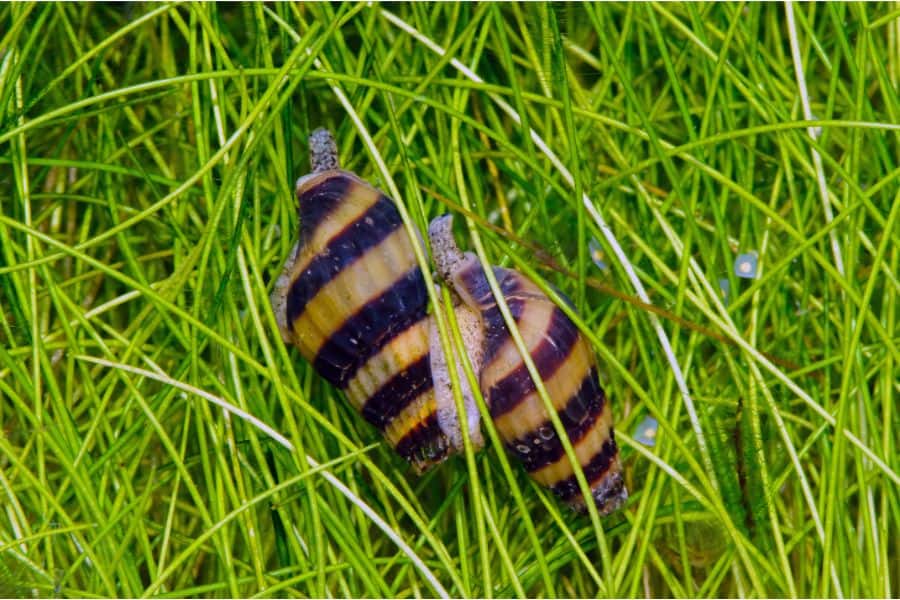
309;127;340;173
428;214;468;283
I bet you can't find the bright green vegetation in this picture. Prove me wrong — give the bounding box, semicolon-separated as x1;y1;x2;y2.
1;3;898;598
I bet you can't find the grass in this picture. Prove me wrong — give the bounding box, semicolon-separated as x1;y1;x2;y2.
1;2;898;597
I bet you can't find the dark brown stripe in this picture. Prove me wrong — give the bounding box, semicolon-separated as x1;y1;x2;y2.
487;306;580;418
482;298;526;364
313;267;428;388
458;264;521;307
394;412;450;465
361;356;432;429
298;173;353;240
549;433;619;502
506;370;605;472
458;262;491;304
287;193;402;324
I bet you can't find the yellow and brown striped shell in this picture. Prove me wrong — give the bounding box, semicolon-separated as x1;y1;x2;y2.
428;215;628;515
271;129;626;516
271;129;482;473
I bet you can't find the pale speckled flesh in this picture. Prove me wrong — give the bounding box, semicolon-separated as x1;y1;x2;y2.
429;303;485;452
271;241;300;345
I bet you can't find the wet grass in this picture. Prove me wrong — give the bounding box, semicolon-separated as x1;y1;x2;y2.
1;3;898;597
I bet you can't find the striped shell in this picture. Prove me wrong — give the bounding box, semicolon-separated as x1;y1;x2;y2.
428;215;627;515
271;129;626;516
271;129;482;473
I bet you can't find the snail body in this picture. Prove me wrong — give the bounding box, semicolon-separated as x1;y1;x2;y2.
271;129;483;473
428;215;627;515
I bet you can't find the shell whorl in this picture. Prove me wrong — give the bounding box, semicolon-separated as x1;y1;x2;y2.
309;127;340;173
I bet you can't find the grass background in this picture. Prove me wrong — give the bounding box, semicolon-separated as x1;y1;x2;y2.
1;2;898;597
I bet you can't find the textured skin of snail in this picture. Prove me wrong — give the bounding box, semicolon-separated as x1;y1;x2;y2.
428;215;628;516
270;129;483;474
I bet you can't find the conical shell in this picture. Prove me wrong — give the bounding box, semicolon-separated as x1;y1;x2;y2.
272;169;482;473
431;216;627;515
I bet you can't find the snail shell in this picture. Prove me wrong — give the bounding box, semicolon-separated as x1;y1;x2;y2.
428;215;627;515
271;129;483;473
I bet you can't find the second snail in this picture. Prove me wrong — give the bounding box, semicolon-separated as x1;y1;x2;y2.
271;128;627;516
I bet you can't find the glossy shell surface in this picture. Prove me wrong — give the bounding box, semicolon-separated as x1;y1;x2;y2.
281;170;450;472
446;252;627;515
271;129;625;515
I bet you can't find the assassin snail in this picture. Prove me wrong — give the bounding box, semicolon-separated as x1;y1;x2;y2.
270;128;484;473
271;128;627;516
427;215;628;515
